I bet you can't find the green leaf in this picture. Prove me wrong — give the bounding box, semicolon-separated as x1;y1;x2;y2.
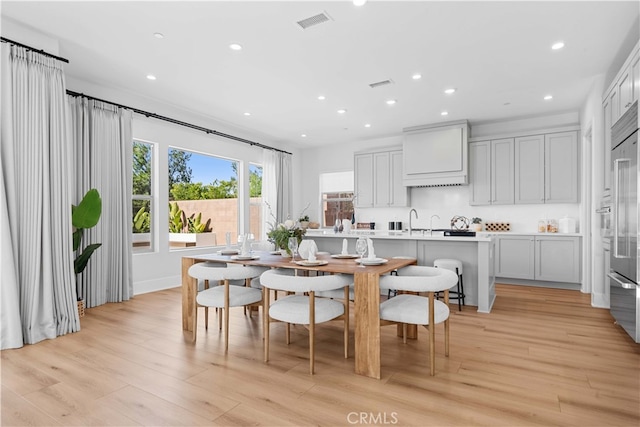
72;189;102;229
73;229;83;252
74;243;102;275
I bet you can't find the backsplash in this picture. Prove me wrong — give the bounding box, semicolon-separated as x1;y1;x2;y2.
353;185;580;233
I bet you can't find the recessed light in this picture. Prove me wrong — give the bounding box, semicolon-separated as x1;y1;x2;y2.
386;99;397;105
353;0;367;6
146;74;156;80
244;112;251;116
544;95;553;100
317;95;326;101
444;88;456;95
229;43;243;51
153;32;164;39
412;73;422;80
337;109;347;114
551;41;565;50
441;111;449;116
301;134;307;138
364;123;371;128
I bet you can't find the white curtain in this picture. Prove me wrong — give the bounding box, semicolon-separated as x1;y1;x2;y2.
262;149;292;238
1;44;79;349
68;97;133;308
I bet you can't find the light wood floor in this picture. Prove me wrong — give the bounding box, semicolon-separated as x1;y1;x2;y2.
2;284;639;426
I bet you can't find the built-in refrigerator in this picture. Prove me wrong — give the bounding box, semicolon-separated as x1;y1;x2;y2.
609;101;640;343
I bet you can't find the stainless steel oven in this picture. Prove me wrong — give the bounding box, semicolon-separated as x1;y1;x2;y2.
609;101;640;343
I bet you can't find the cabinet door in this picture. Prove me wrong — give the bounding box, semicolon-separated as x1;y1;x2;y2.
373;152;391;207
618;67;633;116
354;153;374;208
545;132;578;203
469;141;491;205
633;52;640;104
389;150;409;207
515;135;545;204
603;98;612;196
491;138;514;204
535;236;580;283
495;236;535;279
610;88;620;124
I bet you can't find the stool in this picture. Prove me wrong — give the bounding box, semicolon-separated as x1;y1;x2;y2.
433;258;465;311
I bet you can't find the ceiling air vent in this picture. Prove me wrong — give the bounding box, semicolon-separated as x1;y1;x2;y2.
369;79;394;89
296;12;332;30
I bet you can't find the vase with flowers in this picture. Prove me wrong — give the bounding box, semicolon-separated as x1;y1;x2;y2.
267;219;306;256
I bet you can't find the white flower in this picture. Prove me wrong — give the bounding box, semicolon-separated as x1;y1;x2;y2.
284;219;295;229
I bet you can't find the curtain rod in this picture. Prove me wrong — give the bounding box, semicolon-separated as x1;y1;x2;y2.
1;36;70;63
66;90;292;155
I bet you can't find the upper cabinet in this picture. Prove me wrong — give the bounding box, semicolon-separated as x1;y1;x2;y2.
354;147;409;208
470;130;578;206
604;41;640;126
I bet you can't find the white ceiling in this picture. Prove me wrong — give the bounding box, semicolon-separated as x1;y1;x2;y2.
2;1;639;148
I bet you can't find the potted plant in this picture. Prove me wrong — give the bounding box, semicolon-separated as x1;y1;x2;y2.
267;219;306;256
471;217;483;232
168;202;217;247
298;214;310;229
72;188;102;316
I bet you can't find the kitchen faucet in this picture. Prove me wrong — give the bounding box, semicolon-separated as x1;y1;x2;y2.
430;214;440;235
409;209;418;234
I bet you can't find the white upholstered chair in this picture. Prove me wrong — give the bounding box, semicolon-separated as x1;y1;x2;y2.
378;265;458;375
188;263;266;351
259;269;352;374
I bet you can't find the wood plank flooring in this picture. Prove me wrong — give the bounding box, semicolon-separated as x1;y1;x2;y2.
2;284;639;426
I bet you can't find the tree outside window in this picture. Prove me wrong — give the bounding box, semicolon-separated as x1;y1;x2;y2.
132;141;153;252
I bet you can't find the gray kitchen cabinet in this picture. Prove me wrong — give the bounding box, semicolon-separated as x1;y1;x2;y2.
545;131;578;203
603;97;612;195
355;148;408;208
495;235;535;279
515;135;545;204
469;139;513;205
535;236;581;283
469;141;491;205
491;138;515;204
354;153;374;208
495;235;581;283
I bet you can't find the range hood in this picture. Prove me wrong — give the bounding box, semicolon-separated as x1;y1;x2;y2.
402;120;470;187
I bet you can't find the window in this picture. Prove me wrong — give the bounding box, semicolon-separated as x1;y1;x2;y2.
132;140;153;252
320;171;354;227
168;148;238;249
249;163;263;239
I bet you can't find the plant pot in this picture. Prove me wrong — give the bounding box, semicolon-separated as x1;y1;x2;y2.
472;223;483;232
300;221;309;230
280;248;292;257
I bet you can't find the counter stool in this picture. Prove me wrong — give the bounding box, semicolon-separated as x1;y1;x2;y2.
433;259;465;311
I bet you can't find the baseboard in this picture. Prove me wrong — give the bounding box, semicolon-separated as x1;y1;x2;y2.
495;277;581;291
134;275;181;295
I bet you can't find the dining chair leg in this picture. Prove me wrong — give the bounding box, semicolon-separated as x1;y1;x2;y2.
344;286;349;359
286;323;290;345
444;318;450;357
429;292;436;376
402;323;408;344
309;292;315;375
224;280;230;352
264;289;270;362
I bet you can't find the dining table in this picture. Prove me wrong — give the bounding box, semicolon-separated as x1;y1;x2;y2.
181;250;417;379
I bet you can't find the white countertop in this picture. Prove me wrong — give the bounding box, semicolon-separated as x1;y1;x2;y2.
304;229;492;242
305;229;582;242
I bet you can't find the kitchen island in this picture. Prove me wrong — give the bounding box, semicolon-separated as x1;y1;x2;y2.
305;229;496;313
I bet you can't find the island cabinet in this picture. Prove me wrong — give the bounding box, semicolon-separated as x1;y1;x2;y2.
354;147;409;208
494;234;581;284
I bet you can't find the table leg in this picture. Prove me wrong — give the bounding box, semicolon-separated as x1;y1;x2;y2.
182;257;198;341
354;272;381;379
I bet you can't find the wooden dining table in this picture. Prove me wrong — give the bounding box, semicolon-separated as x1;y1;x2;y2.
181;250;417;379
